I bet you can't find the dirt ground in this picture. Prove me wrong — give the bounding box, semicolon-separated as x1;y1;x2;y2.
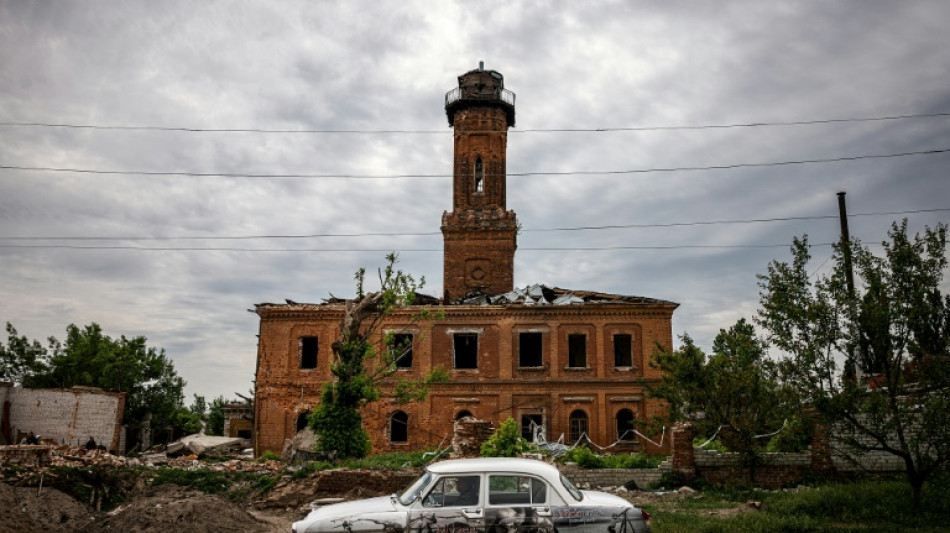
0;481;299;533
0;475;747;533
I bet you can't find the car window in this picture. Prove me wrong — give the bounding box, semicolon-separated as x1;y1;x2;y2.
398;472;432;505
422;475;480;507
488;475;547;505
560;474;583;502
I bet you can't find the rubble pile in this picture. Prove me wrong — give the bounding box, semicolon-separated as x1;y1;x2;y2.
450;417;494;457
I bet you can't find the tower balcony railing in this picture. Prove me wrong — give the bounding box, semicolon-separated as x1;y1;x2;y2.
445;87;516;107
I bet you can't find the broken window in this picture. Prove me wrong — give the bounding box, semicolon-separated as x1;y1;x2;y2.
391;333;413;369
300;336;318;369
519;332;543;367
390;411;408;442
616;408;636;441
474;156;484;193
296;410;311;432
569;410;588;443
614;334;633;367
453;333;478;369
568;334;587;367
455;409;473;420
521;414;543;442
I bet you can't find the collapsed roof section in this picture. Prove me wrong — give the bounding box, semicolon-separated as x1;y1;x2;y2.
255;283;677;313
450;283;678;307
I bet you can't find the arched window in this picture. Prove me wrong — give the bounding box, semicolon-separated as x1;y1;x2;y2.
474;157;484;193
568;410;588;444
455;410;473;421
296;410;311;432
390;411;409;443
616;409;636;441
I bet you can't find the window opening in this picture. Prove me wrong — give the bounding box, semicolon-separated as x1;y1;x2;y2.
390;411;409;443
521;414;543;442
568;334;587;367
391;333;413;368
614;333;633;367
474;157;484;193
455;410;473;420
488;475;547;505
616;409;636;441
300;336;318;369
453;333;478;369
423;475;480;507
296;411;311;432
569;410;588;443
519;332;543;367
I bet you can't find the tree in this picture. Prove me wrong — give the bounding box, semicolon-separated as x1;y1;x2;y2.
0;322;51;385
17;323;191;448
310;253;447;458
645;320;793;481
758;221;950;508
205;395;229;436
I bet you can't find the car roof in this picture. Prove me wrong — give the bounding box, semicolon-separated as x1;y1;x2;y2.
426;457;560;478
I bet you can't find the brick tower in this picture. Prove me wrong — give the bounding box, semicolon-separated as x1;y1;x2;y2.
441;64;519;300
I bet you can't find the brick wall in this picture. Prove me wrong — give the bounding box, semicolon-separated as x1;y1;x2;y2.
0;384;125;450
669;418;913;488
253;303;676;458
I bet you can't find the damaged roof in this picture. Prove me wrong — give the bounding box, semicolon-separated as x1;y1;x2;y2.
450;283;678;307
256;283;677;313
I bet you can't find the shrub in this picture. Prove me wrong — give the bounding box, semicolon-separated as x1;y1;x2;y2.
481;418;534;457
559;446;663;469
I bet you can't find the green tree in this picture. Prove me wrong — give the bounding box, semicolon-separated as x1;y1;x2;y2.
310;253;446;458
205;396;228;436
645;320;793;481
20;323;191;448
0;322;51;385
758;221;950;508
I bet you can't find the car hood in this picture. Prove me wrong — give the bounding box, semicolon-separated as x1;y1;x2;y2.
580;489;636;508
293;495;402;533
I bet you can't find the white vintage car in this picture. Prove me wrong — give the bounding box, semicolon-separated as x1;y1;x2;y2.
292;457;651;533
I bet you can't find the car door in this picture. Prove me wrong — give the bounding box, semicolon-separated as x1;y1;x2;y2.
484;474;555;533
409;474;485;533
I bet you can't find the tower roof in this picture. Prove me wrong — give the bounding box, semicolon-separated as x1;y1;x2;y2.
445;64;516;127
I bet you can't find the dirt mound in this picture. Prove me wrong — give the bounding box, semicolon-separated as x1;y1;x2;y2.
0;481;94;533
84;484;270;533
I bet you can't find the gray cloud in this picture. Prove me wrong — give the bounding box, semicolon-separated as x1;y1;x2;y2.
1;1;948;401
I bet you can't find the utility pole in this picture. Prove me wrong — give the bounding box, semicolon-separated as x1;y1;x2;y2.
837;191;861;383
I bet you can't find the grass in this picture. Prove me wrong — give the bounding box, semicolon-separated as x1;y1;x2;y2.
644;476;950;533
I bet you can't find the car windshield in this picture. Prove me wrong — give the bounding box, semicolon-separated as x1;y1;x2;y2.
397;471;432;505
560;474;583;502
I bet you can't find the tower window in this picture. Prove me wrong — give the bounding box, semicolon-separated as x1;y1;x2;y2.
474;157;484;193
614;334;633;367
568;334;587;368
390;411;408;443
519;332;543;367
569;410;588;443
300;336;318;369
453;333;478;369
391;333;413;369
455;410;473;421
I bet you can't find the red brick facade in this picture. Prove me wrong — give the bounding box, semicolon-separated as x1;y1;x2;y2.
252;66;678;457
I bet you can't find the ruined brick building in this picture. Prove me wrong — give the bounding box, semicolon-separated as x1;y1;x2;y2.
253;66;678;456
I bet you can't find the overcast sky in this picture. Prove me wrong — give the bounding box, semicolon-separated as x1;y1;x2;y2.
2;1;948;403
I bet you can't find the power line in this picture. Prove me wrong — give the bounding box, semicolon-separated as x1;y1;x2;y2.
0;243;835;252
1;112;947;134
1;148;947;180
1;208;945;242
